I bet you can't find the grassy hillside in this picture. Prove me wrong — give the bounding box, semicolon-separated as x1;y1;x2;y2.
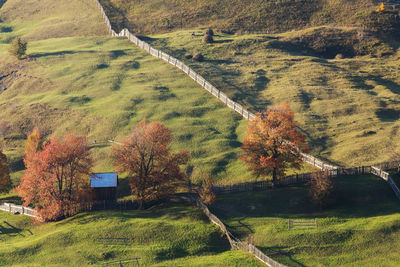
0;0;315;192
0;202;263;266
210;174;400;266
100;0;377;34
139;28;400;167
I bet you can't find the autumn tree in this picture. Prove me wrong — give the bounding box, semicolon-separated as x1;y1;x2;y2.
24;128;42;161
307;171;334;208
0;150;12;193
111;119;189;209
240;103;307;187
198;176;216;204
17;133;92;221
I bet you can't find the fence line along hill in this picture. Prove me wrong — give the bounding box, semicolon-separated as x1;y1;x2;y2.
94;0;337;173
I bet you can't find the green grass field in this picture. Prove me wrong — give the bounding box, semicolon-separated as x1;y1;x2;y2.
209;174;400;266
0;202;263;266
143;28;400;167
0;0;316;190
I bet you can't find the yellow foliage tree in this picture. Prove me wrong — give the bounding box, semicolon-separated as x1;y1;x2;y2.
376;3;385;12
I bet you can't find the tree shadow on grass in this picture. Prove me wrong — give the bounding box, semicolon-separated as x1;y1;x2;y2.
31;50;98;58
0;0;6;9
213;39;234;44
211;152;237;176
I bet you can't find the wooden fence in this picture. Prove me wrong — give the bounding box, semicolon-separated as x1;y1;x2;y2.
213;165;371;194
371;165;400;200
288;219;317;230
94;0;337;172
213;163;400;201
195;198;287;267
0;202;39;218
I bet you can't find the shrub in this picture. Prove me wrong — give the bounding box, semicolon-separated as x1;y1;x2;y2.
334;53;344;59
307;171;334;208
202;34;214;44
204;28;214;36
198;177;216;204
192;53;204;62
9;37;27;59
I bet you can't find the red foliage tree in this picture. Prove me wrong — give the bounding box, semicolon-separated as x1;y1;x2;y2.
0;150;12;193
111;119;189;209
240;103;307;186
17;133;92;221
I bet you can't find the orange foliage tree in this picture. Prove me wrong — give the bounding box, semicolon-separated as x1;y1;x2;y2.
0;150;12;193
17;132;92;221
240;103;307;186
24;127;42;159
111;119;190;209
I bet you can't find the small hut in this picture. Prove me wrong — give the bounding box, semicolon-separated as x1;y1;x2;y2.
90;173;118;202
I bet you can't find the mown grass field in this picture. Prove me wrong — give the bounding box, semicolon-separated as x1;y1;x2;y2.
210;174;400;266
0;202;263;266
144;28;400;167
0;0;316;191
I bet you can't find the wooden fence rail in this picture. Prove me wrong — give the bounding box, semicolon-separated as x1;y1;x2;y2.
0;202;39;218
212;165;372;194
195;198;287;267
371;166;400;200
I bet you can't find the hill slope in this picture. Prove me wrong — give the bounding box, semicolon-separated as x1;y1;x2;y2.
0;0;315;187
0;203;263;266
210;174;400;266
143;29;400;166
99;0;377;34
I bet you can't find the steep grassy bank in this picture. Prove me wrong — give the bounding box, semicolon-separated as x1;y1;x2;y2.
0;202;263;266
210;174;400;266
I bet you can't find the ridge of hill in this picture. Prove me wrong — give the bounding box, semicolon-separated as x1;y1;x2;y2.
99;0;379;34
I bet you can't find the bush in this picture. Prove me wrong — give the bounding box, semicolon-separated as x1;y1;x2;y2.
202;34;214;44
192;53;204;62
9;37;27;59
204;28;214;36
307;171;334;208
334;53;344;59
198;177;216;204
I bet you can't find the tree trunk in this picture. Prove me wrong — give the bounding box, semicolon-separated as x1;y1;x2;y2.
138;199;143;210
272;168;277;188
